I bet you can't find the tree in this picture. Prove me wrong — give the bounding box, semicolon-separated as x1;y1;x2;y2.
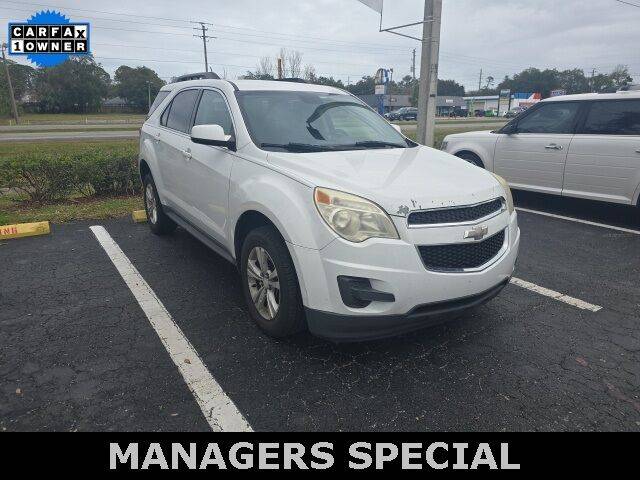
286;50;303;78
315;76;345;88
256;57;274;78
609;65;632;90
33;56;110;113
438;79;465;96
346;75;375;95
556;69;589;94
303;65;317;83
484;75;495;90
113;65;165;111
0;59;35;116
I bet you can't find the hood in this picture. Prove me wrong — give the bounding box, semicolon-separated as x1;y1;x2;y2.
266;146;503;217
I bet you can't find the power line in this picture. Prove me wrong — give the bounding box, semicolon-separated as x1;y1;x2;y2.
0;0;414;53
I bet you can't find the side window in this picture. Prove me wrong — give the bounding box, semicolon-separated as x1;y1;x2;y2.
165;89;200;133
516;102;580;134
193;90;234;136
581;100;640;135
160;102;171;126
148;90;170;116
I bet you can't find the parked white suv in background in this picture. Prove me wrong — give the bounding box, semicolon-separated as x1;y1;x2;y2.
139;79;519;341
442;91;640;207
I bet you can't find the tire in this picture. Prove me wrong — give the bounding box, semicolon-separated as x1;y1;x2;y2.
143;174;176;235
456;152;484;168
240;225;305;337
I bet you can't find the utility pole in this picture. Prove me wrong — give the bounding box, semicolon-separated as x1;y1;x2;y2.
146;81;151;111
411;48;416;80
1;43;19;125
192;22;215;72
590;68;596;92
277;57;283;79
478;68;483;92
416;0;442;147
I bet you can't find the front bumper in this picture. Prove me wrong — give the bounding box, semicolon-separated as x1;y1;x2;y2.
288;210;520;340
305;278;510;341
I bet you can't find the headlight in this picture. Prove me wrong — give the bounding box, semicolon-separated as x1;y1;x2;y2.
491;173;514;214
314;187;399;243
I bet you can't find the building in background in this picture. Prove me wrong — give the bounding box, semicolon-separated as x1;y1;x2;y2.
436;96;467;116
464;92;541;116
358;94;411;113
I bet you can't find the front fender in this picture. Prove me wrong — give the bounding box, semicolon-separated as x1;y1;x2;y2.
228;157;337;252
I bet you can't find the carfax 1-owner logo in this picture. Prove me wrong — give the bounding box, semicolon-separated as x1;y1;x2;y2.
8;10;90;67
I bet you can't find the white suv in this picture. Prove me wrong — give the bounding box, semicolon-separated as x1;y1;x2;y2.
139;79;520;341
442;91;640;206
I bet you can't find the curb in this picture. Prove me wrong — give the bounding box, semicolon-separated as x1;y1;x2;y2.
0;221;50;240
132;210;147;223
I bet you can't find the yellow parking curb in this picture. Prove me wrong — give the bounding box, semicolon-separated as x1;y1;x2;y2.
0;221;50;240
132;210;147;223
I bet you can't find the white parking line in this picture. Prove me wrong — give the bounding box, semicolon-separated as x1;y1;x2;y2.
516;207;640;235
90;225;252;432
510;277;602;312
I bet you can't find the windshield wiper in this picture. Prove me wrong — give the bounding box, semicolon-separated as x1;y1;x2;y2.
353;140;408;149
260;142;337;152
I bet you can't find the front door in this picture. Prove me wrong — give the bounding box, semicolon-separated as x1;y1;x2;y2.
182;88;237;243
494;101;581;195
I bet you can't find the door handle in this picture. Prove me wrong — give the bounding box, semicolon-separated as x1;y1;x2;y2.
635;149;640;154
545;144;563;150
181;149;192;161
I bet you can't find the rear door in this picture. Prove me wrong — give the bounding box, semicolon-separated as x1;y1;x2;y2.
156;88;200;214
563;99;640;204
493;102;581;194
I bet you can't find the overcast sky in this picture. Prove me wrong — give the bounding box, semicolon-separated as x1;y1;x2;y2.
3;0;639;90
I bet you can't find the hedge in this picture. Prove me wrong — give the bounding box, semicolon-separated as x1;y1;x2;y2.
0;143;141;203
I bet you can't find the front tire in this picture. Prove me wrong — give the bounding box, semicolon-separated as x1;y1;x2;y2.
143;174;176;235
240;225;305;337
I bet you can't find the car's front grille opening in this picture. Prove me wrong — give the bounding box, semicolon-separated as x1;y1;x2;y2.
418;229;506;271
408;198;504;226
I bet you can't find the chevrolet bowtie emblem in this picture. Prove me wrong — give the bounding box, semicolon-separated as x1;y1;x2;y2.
464;225;489;240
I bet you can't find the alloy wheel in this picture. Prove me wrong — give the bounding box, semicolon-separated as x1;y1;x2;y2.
247;246;280;320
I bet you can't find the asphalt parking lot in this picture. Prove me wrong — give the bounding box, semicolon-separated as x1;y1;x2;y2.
1;193;639;432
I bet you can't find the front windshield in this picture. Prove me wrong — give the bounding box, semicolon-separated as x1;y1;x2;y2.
235;90;415;152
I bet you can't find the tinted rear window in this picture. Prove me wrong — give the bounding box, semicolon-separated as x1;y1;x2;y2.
581;100;640;135
163;89;200;133
148;91;169;116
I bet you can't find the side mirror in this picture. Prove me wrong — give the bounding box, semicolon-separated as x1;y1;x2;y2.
391;124;402;134
191;124;236;150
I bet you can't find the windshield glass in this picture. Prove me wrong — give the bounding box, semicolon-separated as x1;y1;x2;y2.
235;90;415;152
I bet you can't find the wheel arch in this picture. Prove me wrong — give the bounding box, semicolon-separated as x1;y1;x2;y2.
453;149;486;168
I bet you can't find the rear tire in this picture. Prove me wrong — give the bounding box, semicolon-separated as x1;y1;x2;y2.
456;152;484;168
143;174;176;235
240;225;305;337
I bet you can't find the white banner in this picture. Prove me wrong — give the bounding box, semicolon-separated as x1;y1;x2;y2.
357;0;384;14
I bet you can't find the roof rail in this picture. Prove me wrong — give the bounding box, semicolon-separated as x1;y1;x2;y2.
276;78;307;83
172;72;220;83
